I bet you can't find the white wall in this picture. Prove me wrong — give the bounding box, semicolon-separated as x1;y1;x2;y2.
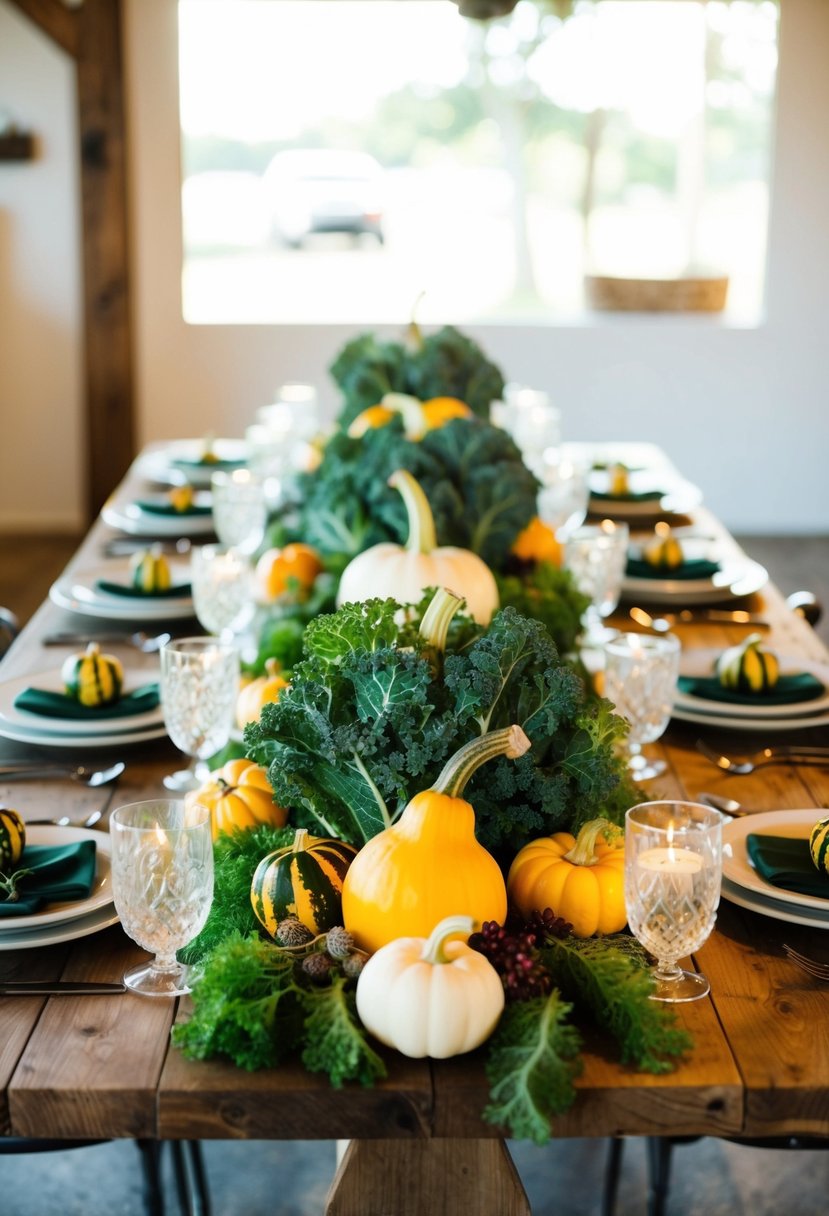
1;0;828;534
0;1;83;532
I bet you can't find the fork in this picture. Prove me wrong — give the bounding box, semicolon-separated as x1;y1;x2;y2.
42;630;172;653
696;739;829;775
782;944;829;981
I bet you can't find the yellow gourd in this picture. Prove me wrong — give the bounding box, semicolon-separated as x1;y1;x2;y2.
129;545;172;592
0;806;26;871
168;485;194;512
61;643;124;708
336;469;499;625
507;818;626;938
185;758;287;841
235;659;289;729
810;816;829;876
341;725;530;954
347;393;472;441
255;543;323;603
511;517;563;567
643;526;683;570
716;633;779;693
609;463;630;496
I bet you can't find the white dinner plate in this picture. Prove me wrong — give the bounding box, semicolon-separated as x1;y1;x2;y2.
0;902;121;950
0;667;164;737
135;439;250;488
0;717;167;749
588;472;702;521
721;877;829;931
670;703;829;733
102;493;216;538
50;557;195;622
722;809;829;913
674;651;829;720
621;557;768;606
0;826;113;932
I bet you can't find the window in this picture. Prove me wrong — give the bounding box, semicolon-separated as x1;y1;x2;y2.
178;0;778;324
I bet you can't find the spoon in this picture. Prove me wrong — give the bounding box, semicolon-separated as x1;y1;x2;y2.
0;761;126;787
42;630;172;653
26;809;104;829
696;792;752;817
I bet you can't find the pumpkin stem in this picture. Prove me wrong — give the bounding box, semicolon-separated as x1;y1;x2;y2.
292;828;313;853
563;818;623;867
432;725;531;800
406;291;426;351
419;587;464;656
420;914;475;965
388;468;437;555
381;394;427;441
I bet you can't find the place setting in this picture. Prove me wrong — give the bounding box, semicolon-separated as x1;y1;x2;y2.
586;461;703;522
101;483;217;538
0;810;120;951
0;647;167;749
134;436;251;489
671;634;829;733
620;523;769;606
49;552;196;622
719;808;829;931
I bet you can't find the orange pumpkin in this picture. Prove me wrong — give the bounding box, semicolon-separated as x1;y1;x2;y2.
511;517;563;567
255;543;323;602
236;658;289;729
421;396;472;429
187;758;287;841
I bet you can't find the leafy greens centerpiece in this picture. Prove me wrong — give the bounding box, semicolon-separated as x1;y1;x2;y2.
245;591;635;856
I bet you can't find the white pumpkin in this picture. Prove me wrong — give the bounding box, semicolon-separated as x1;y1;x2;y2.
336;469;499;625
355;915;505;1059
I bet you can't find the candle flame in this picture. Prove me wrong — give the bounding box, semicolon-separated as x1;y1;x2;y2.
154;824;167;847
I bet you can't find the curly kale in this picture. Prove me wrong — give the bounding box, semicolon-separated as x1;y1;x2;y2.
329;325;505;427
246;596;637;855
496;561;590;662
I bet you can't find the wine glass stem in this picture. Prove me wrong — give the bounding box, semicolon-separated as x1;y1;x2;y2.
152;953;179;973
653;959;684;983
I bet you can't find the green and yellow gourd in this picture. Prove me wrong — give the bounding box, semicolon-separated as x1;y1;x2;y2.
810;817;829;877
251;829;357;937
643;529;684;570
716;633;779;694
0;807;25;871
130;546;172;593
61;642;124;707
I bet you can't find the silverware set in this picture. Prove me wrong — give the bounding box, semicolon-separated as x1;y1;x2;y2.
629;606;770;632
695;739;829;775
0;761;125;787
782;944;829;982
42;630;172;653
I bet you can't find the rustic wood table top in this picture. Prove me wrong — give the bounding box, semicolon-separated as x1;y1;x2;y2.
1;450;828;1214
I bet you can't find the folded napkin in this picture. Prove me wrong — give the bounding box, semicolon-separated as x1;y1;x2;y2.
677;672;825;707
0;840;97;916
626;557;721;581
746;833;829;900
591;488;664;503
172;456;244;471
94;579;191;599
134;499;212;517
14;683;160;720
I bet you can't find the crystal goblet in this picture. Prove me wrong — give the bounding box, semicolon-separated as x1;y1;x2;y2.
110;798;214;997
564;521;630;646
624;800;722;1002
536;452;590;540
603;631;681;780
210;469;267;556
190;543;256;640
159;636;239;792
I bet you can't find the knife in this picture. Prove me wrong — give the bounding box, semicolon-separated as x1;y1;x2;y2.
0;981;126;996
629;607;770;631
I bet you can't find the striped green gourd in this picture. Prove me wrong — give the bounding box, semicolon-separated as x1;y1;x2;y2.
130;546;172;593
251;829;357;937
0;807;26;871
716;633;779;693
810;817;829;877
61;642;124;707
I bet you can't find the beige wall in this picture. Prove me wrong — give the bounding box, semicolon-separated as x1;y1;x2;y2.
2;0;828;533
0;1;83;532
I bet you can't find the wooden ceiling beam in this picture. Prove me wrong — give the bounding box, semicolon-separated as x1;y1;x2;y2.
7;0;79;59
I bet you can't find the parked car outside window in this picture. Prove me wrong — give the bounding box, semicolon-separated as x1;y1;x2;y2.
262;149;385;248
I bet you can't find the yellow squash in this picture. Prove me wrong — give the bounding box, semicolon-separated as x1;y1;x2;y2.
510;516;563;566
347;393;472;441
507;818;626;938
716;633;779;693
235;658;289;729
186;758;287;841
341;725;530;954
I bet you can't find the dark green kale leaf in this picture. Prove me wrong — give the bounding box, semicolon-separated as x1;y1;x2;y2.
496;562;590;661
300;975;387;1088
408;325;505;419
329;333;410;427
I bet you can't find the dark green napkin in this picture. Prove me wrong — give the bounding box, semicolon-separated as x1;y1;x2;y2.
677;672;825;706
13;683;160;720
172;457;244;471
94;579;191;599
626;557;721;580
134;499;212;517
591;489;664;503
746;833;829;900
0;840;97;916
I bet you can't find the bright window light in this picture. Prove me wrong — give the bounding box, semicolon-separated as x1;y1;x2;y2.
178;0;778;324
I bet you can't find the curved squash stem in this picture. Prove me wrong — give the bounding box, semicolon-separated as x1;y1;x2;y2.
420;914;475;965
381;393;427;440
432;725;531;799
563;817;623;867
406;291;426;351
388;468;437;555
419;587;464;656
292;828;312;853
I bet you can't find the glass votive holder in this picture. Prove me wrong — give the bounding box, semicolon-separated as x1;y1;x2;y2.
210;468;268;556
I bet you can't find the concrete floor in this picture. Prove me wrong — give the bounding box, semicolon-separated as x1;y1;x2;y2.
5;1133;828;1215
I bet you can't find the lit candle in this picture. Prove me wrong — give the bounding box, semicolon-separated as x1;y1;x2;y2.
637;844;701;899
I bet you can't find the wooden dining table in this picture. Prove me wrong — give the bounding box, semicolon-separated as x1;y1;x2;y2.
2;449;829;1215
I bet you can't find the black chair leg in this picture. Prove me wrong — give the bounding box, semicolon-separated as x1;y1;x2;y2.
136;1138;166;1216
602;1137;625;1216
646;1137;675;1216
170;1140;212;1216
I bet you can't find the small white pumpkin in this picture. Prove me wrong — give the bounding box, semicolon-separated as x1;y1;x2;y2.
336;469;499;624
355;914;505;1059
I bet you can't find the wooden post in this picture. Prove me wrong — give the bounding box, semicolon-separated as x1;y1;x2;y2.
9;0;135;523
